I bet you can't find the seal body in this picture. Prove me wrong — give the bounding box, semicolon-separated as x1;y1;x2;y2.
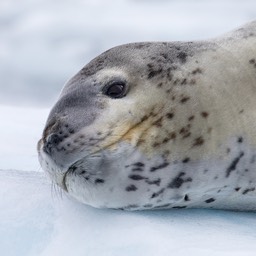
38;21;256;211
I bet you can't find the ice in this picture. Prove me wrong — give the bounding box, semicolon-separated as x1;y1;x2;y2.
0;105;49;171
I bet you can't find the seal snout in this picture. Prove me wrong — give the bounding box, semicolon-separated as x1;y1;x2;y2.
43;133;62;155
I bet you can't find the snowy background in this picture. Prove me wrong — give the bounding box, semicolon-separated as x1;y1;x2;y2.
1;0;256;255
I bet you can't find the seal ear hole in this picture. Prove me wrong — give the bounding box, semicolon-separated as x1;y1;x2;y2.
102;81;127;99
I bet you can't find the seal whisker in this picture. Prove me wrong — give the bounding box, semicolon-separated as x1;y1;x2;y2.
51;181;63;201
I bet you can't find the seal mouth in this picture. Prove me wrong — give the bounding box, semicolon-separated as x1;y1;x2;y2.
46;114;155;193
62;152;104;192
60;117;152;191
62;159;86;192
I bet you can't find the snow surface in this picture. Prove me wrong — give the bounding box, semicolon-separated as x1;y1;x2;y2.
1;0;256;255
0;105;49;171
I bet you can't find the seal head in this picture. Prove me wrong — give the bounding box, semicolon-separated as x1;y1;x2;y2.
38;21;256;210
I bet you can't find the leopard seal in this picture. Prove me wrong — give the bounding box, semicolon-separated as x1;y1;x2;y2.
38;21;256;211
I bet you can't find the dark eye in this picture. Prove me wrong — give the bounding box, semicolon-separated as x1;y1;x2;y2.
103;81;127;99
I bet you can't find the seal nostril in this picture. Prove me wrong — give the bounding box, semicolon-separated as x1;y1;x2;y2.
43;133;62;155
48;133;61;145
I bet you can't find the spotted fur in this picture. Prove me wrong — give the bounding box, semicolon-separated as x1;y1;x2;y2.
38;21;256;211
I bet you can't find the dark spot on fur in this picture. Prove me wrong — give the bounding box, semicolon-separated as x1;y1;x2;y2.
152;117;163;127
147;64;163;79
133;162;144;167
129;174;145;180
126;185;137;192
167;67;174;80
180;96;190;103
193;136;204;147
205;198;215;203
237;137;243;143
146;178;161;186
249;58;255;64
173;79;180;85
235;187;241;192
169;132;176;140
192;68;202;75
157;82;163;88
137;139;145;146
184;194;190;201
226;151;244;177
182;157;190;163
151;188;165;198
242;188;255;195
172;206;187;209
166;112;174;119
162;138;169;143
179;125;191;139
181;79;187;85
95;178;104;184
150;162;169;172
177;51;187;63
152;142;160;148
168;172;192;189
160;53;168;59
188;115;194;121
201;112;209;118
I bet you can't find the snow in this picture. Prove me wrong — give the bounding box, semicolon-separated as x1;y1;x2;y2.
0;105;49;171
1;0;256;255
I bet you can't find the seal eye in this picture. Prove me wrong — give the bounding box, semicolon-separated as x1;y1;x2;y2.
103;82;127;99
